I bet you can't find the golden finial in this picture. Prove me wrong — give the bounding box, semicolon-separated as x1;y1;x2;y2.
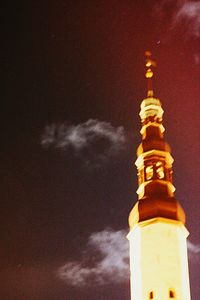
145;51;156;97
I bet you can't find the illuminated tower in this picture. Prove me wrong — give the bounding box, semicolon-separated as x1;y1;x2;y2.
127;52;191;300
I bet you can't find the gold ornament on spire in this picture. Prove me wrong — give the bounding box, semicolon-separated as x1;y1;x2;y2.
145;51;156;97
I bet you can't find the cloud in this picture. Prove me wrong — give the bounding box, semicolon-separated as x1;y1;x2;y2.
153;0;176;18
194;53;200;65
187;240;200;254
171;1;200;38
57;229;129;287
41;119;127;166
153;0;200;39
57;228;200;288
187;240;200;263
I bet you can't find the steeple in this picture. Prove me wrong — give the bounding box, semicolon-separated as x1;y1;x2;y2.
127;53;191;300
129;52;185;228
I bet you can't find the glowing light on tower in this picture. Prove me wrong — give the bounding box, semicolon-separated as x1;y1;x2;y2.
127;52;191;300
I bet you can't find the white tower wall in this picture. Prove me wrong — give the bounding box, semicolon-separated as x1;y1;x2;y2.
128;218;191;300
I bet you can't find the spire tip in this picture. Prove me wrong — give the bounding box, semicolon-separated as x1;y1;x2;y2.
145;51;156;97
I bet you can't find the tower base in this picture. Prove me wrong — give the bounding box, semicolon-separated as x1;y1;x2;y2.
127;218;191;300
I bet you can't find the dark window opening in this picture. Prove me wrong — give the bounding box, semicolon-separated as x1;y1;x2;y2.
169;289;175;298
149;291;154;299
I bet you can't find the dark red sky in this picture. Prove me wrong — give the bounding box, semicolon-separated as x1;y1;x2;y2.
2;1;200;299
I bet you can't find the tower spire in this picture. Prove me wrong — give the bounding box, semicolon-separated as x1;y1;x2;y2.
127;54;191;300
145;51;156;97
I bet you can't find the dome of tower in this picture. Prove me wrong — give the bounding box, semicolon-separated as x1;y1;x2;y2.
128;196;186;229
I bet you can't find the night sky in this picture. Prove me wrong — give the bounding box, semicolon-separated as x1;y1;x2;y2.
2;1;200;299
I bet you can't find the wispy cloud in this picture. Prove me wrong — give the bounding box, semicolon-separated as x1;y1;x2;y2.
57;229;129;287
57;228;200;287
154;0;200;39
171;1;200;38
187;240;200;254
187;240;200;263
153;0;175;18
194;53;200;65
41;119;127;166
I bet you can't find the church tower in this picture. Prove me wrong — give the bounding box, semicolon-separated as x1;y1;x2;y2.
127;52;191;300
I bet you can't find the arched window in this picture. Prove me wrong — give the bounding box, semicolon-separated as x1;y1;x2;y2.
156;161;165;179
169;289;175;298
138;169;144;185
149;291;154;299
145;165;154;180
168;168;173;181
